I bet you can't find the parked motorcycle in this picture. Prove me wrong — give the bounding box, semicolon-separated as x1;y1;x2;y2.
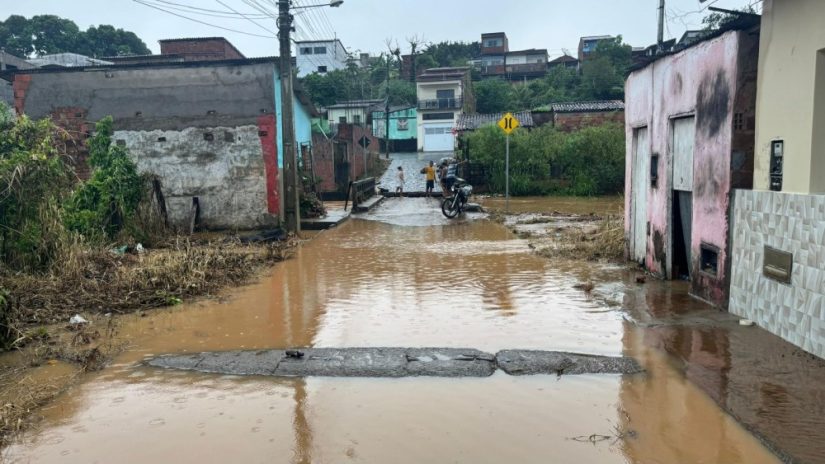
441;177;473;218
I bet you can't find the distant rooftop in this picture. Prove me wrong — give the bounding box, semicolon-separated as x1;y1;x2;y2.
327;99;385;109
580;35;615;42
549;54;578;63
550;100;625;113
417;66;471;82
27;53;113;68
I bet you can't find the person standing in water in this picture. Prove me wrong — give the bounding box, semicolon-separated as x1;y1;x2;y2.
396;166;405;196
422;161;436;198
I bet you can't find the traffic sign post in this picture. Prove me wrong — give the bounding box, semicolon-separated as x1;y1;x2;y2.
497;113;520;212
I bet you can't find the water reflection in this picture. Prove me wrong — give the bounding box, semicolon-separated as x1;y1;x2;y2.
1;197;801;463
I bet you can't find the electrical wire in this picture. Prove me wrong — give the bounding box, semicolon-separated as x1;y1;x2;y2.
214;0;276;35
142;0;272;18
132;0;278;38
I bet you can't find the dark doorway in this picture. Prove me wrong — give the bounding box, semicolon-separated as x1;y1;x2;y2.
333;142;350;192
672;190;693;279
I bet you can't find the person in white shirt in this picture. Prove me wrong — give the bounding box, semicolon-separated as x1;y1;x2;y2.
396;166;405;196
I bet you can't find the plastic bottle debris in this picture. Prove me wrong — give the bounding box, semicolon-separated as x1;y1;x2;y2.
69;314;89;325
136;243;145;254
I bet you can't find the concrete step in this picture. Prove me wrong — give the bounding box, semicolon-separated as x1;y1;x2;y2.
352;195;385;213
301;209;350;230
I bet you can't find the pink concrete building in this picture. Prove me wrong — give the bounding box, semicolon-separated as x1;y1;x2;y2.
623;19;760;308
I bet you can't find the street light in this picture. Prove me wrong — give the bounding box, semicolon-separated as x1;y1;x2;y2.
292;0;343;9
278;0;343;233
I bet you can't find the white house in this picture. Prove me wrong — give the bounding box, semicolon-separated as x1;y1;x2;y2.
295;39;348;77
415;67;474;152
326;99;384;126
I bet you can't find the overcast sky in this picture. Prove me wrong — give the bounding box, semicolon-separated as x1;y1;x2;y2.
3;0;760;58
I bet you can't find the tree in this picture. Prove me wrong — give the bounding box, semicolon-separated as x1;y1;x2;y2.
578;36;631;100
0;15;32;57
80;25;151;57
385;80;416;106
422;41;481;68
474;79;513;113
0;15;150;58
702;6;756;30
27;15;83;56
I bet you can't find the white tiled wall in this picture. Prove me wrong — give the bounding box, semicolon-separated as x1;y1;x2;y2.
730;190;825;358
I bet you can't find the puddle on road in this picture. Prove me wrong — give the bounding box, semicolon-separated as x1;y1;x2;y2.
3;197;782;463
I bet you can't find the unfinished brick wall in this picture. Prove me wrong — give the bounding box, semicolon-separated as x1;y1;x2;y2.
12;74;31;115
159;39;245;61
50;107;92;180
310;125;384;193
553;110;625;131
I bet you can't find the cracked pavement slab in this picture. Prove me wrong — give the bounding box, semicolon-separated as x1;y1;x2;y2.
146;348;642;378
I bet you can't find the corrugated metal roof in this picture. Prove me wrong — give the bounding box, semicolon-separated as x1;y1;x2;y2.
326;99;385;109
550;100;624;113
456;111;534;131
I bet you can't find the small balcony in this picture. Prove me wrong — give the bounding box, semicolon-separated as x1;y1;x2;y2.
417;97;463;110
480;65;506;76
505;63;547;76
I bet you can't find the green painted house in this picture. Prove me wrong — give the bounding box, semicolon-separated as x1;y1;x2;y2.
371;105;417;151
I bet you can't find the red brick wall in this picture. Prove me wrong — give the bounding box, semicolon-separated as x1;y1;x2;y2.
553;110;625;132
310;124;383;193
12;74;31;115
49;107;92;180
160;39;245;61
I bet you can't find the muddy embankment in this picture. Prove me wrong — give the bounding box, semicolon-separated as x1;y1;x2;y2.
0;234;297;447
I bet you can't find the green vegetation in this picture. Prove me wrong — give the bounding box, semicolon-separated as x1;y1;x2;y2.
301;60;417;108
0;107;73;271
0;14;150;58
461;122;625;196
702;6;757;30
301;39;479;108
0;108;144;271
63;117;143;240
473;37;633;113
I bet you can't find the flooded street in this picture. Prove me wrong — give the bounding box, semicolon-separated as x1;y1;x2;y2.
4;198;785;463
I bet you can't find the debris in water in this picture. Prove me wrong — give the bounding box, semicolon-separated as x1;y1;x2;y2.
573;281;595;293
739;319;755;327
285;350;305;359
635;275;646;284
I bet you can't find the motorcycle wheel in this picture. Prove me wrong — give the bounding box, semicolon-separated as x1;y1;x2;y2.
441;197;460;218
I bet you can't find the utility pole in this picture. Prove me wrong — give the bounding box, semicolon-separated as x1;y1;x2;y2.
657;0;665;52
385;53;391;159
278;0;301;233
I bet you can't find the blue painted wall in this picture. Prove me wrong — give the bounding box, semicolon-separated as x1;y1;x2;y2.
274;74;313;169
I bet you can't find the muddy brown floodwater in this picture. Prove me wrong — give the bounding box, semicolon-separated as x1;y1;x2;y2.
3;198;782;464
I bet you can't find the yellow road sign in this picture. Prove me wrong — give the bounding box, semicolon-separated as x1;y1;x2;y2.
497;112;520;135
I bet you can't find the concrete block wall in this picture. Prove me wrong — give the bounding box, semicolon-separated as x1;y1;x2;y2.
115;125;279;230
730;189;825;358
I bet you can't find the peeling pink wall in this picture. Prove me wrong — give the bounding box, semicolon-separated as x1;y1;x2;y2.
624;30;756;307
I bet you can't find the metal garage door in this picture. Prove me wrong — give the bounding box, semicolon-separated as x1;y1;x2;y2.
632;127;649;264
423;123;454;152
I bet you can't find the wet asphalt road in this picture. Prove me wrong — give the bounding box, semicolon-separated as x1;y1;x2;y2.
378;151;452;193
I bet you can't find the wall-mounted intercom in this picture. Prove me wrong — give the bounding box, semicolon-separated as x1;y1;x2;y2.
769;140;784;192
